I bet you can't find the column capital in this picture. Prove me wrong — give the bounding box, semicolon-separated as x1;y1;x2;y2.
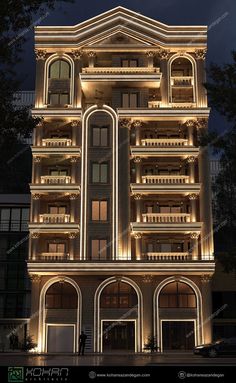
35;49;47;61
71;49;83;60
70;156;79;163
146;51;155;58
194;49;207;60
119;118;132;129
201;274;212;283
188;193;198;200
132;120;143;128
133;156;142;163
184;118;208;130
156;48;171;60
69;232;78;239
33;156;42;163
187;156;196;164
31;232;40;239
69;193;80;200
71;119;81;128
134;232;142;239
142;274;153;283
133;194;142;200
88;51;96;58
30;274;41;283
32;193;41;200
190;232;200;240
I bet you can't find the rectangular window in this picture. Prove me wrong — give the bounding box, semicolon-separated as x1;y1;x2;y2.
91;200;108;221
91;239;107;260
49;93;69;106
48;243;66;253
92;163;108;183
49;206;66;214
92;127;108;147
121;59;138;67
122;92;138;108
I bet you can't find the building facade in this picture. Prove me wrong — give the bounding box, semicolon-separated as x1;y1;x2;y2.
28;7;215;353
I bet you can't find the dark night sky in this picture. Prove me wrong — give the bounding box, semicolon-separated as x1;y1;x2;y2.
17;0;236;138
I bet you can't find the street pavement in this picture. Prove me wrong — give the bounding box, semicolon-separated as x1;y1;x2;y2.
0;352;236;366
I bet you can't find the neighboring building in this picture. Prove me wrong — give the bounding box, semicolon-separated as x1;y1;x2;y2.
0;194;31;350
28;7;214;353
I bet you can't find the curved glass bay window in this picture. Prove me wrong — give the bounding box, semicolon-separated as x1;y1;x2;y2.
48;59;71;106
159;281;196;308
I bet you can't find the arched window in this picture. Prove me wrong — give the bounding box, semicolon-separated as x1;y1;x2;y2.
159;281;196;308
170;57;194;103
101;281;138;308
45;282;77;309
48;59;71;106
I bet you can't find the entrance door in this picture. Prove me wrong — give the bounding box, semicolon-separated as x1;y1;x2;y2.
103;321;135;352
162;321;194;350
47;325;74;352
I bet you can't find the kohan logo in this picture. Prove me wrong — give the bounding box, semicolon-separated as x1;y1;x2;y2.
25;367;69;378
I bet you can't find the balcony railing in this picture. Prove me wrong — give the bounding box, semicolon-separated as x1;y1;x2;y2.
171;76;194;87
82;67;160;74
42;138;72;147
38;252;69;261
41;175;71;184
145;252;190;261
39;214;71;223
142;213;191;223
141;138;188;147
142;175;189;184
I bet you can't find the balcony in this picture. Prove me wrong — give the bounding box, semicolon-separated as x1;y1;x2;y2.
42;138;72;147
131;182;201;195
131;221;202;234
131;146;198;158
142;213;190;223
39;214;71;224
37;252;70;261
142;175;189;184
171;76;194;87
41;175;71;184
144;252;190;261
141;138;188;147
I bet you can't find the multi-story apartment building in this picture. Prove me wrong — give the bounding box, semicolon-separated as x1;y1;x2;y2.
28;7;214;353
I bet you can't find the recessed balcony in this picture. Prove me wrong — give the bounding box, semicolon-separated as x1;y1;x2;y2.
39;214;71;224
42;138;72;147
144;252;190;261
141;138;189;147
142;213;191;223
142;175;189;184
41;175;71;184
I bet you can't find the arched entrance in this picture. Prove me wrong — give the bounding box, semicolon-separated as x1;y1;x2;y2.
95;277;143;353
39;277;81;353
154;277;203;352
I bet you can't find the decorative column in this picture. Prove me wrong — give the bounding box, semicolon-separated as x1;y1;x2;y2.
29;274;41;350
33;156;42;184
32;194;41;223
134;157;142;183
31;233;40;260
201;275;213;344
71;50;83;108
187;156;196;183
34;50;47;107
185;120;194;146
69;193;80;222
156;48;170;106
133;120;143;146
70;156;79;183
188;194;198;222
88;51;96;68
71;119;81;146
134;233;142;261
69;232;77;260
134;194;142;222
190;232;200;260
146;51;154;68
194;49;207;107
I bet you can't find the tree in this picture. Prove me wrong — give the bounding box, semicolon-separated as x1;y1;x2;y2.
204;52;236;272
0;0;73;192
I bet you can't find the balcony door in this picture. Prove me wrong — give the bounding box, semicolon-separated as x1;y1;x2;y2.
122;93;138;108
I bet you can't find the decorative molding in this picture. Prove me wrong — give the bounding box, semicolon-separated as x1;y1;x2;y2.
71;119;81;128
134;194;142;200
30;274;41;283
119;118;132;129
190;232;200;240
133;157;142;163
71;49;83;60
187;156;196;164
69;232;78;239
33;156;42;163
31;232;40;239
70;156;79;163
32;194;41;200
69;193;80;200
195;49;207;60
200;274;212;283
146;51;155;57
142;274;153;283
132;120;143;128
184;118;208;130
156;48;170;60
134;233;142;239
88;51;96;58
35;49;47;61
188;193;198;200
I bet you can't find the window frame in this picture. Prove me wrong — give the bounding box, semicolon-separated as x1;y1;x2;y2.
91;162;109;184
91;200;108;221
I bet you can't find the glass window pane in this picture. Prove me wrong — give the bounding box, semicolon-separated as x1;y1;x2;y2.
59;94;69;105
57;243;65;253
99;240;107;259
92;201;100;220
188;295;196;308
161;243;171;252
58;206;66;214
179;295;188;307
160;206;170;213
22;208;29;221
100;201;107;221
1;209;10;221
50;61;60;78
49;94;59;105
100;164;108;183
122;60;129;67
92;240;99;259
130;93;138;108
101;128;108;146
122;93;129;108
169;295;177;307
92;128;100;146
130;60;137;67
60;61;70;78
92;164;100;183
48;243;57;252
11;209;20;220
177;282;193;294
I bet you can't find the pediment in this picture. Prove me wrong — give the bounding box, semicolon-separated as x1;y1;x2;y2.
89;30;152;47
